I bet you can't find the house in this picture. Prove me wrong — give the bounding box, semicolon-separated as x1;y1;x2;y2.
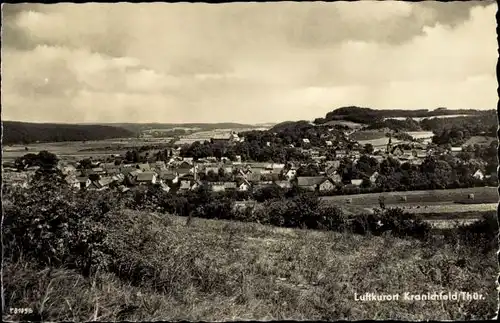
297;176;326;191
208;181;236;192
98;176;115;188
128;169;142;178
473;170;485;180
284;169;297;180
318;178;336;192
312;156;327;163
110;173;125;183
336;150;347;158
328;172;343;184
325;160;341;170
121;167;138;177
270;163;286;170
106;168;120;176
351;179;363;187
237;179;251;191
211;134;231;144
253;181;275;191
261;173;280;182
302;138;310;145
159;170;179;184
178;160;194;168
159;182;171;192
325;166;338;177
154;161;167;171
392;147;404;156
76;176;91;189
370;172;380;183
310;149;320;157
183;157;194;164
450;147;463;155
325;140;333;147
91;167;105;175
60;164;77;175
138;163;151;172
191;180;203;191
230;132;241;142
211;182;226;192
117;185;131;193
101;162;116;170
245;172;262;183
224;182;237;191
66;176;80;190
87;180;109;191
205;165;221;175
414;150;427;159
136;172;158;185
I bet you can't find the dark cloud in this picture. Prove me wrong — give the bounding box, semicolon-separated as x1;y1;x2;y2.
1;2;496;124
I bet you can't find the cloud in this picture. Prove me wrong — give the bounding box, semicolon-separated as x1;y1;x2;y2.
1;1;497;124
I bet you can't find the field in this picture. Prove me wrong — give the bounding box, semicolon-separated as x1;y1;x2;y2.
4;209;497;321
174;127;270;145
323;120;365;129
349;129;387;141
2;138;175;162
321;187;498;220
463;136;497;147
351;130;434;148
383;115;471;121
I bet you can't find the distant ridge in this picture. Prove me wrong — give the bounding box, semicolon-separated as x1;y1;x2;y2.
2;121;135;145
93;122;264;133
314;106;494;125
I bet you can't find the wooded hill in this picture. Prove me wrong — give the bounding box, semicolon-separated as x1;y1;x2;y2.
3;121;135;145
314;106;493;125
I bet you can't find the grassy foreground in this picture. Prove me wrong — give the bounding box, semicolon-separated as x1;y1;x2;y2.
3;209;498;321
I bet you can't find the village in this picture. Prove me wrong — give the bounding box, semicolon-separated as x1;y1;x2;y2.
3;129;492;197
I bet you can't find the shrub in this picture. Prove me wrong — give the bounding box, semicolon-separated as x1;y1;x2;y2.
456;211;499;253
349;208;431;238
3;181;120;276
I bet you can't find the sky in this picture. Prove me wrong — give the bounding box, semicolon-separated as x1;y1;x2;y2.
1;1;498;124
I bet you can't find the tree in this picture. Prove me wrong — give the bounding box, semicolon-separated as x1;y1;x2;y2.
363;143;374;155
78;158;93;170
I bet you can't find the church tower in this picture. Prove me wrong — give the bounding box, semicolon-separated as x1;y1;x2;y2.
386;134;393;154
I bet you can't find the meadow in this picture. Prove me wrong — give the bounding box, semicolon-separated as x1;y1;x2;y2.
321;187;498;224
383;115;471;121
323;120;365;129
351;130;434;148
463;136;497;146
320;187;498;206
3;209;497;321
2;138;174;162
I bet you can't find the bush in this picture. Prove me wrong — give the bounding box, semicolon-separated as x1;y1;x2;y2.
3;181;121;276
349;208;431;238
456;211;499;253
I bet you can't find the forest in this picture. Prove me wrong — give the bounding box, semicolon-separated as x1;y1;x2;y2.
3;121;135;145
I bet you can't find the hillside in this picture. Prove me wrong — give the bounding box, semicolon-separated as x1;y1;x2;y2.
318;106;492;124
2;121;135;145
100;122;261;133
4;209;496;321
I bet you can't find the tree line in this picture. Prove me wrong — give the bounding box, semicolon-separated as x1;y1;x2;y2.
3;121;135;145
